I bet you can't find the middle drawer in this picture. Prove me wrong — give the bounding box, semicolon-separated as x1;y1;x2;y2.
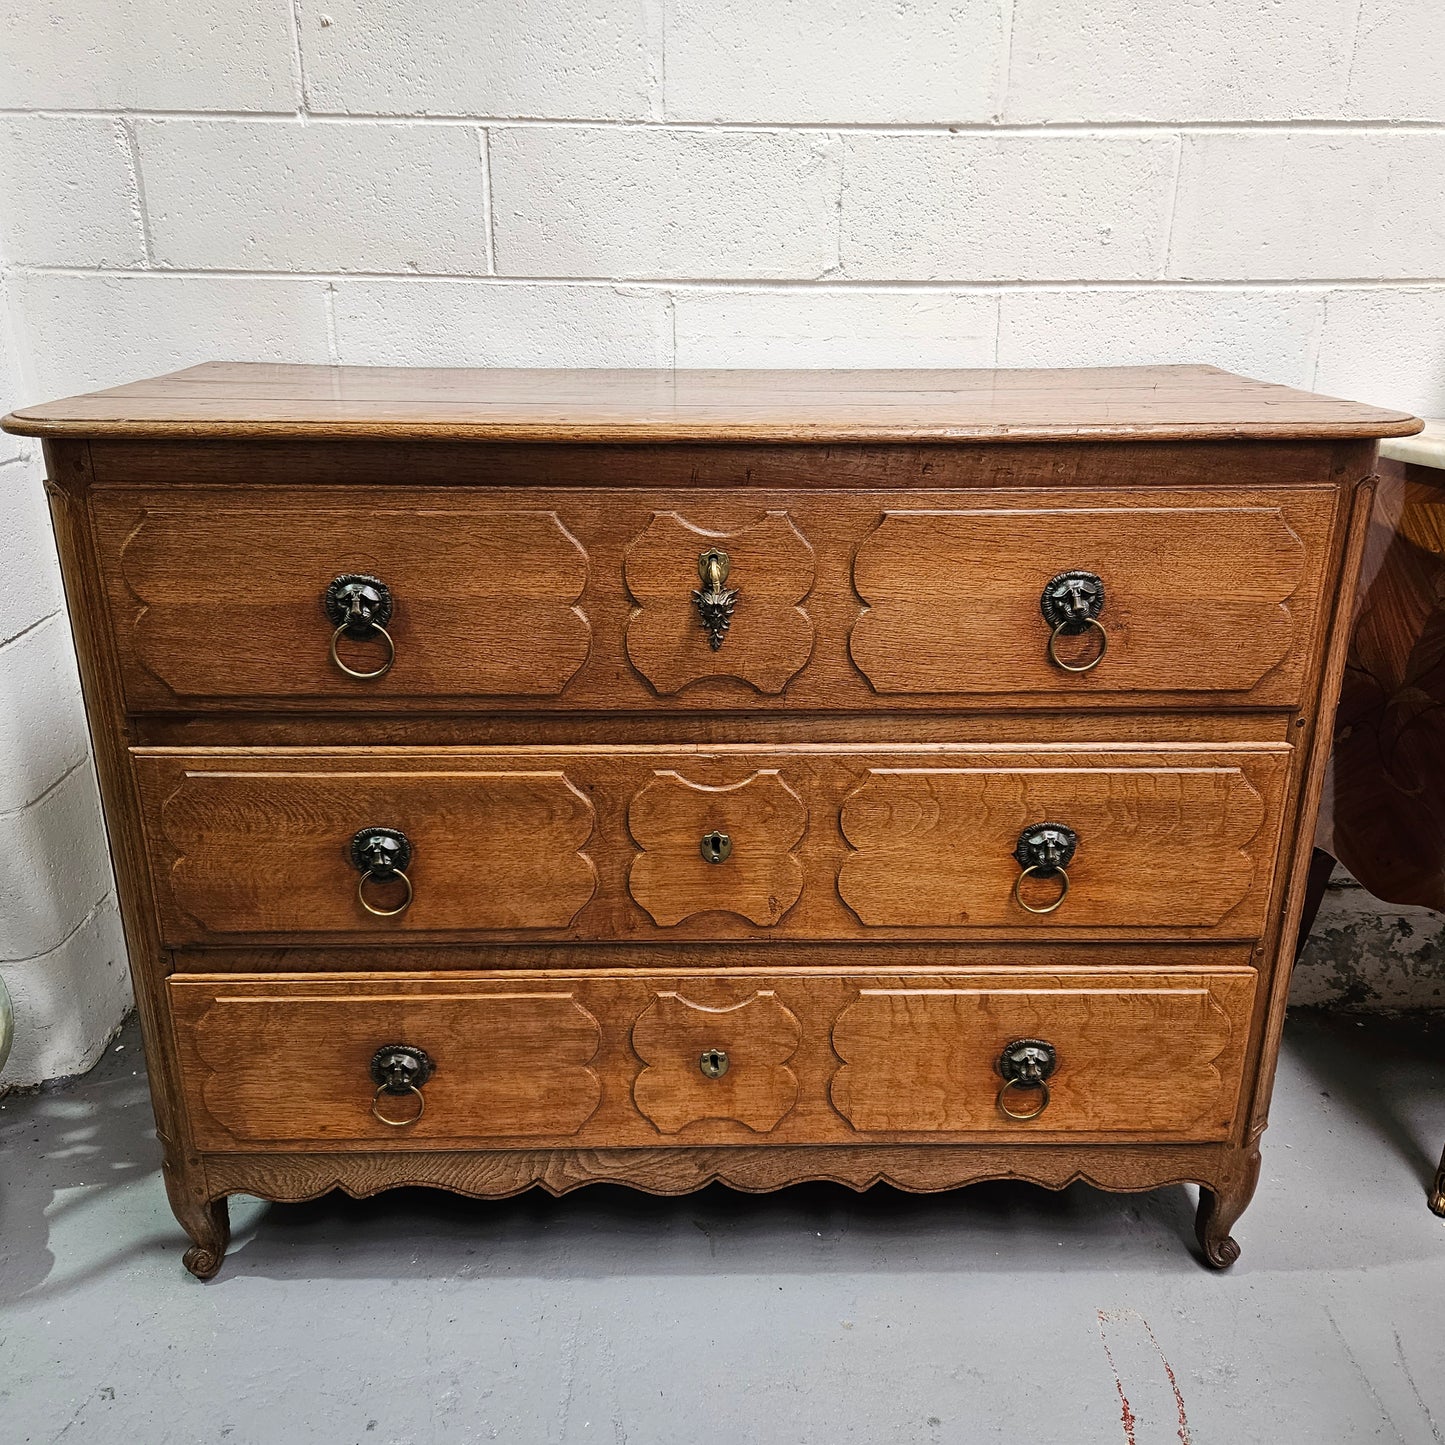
135;745;1291;946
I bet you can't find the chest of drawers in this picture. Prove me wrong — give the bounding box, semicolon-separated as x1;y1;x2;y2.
5;363;1418;1277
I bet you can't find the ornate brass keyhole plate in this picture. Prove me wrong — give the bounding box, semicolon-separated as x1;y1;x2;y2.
699;1048;730;1079
699;829;733;864
692;548;739;651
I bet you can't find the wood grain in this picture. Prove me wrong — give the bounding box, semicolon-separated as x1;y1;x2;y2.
144;760;598;940
3;363;1419;442
135;745;1289;945
198;1139;1246;1205
92;484;1339;713
19;363;1400;1273
838;755;1286;931
626;769;807;927
115;501;590;703
623;509;816;694
168;967;1256;1151
831;975;1254;1136
1321;463;1445;908
851;504;1314;696
632;990;802;1133
182;988;602;1148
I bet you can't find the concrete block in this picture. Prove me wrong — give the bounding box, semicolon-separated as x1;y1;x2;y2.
672;288;997;368
1170;134;1445;281
297;0;651;119
0;462;63;641
0;762;116;962
137;120;488;273
8;274;331;401
1346;1;1445;120
1314;287;1445;418
1005;0;1357;121
490;127;841;280
0;614;89;813
332;280;671;365
0;897;130;1088
998;287;1324;387
840;135;1176;281
665;0;1006;123
0;117;144;268
0;298;27;466
0;0;297;112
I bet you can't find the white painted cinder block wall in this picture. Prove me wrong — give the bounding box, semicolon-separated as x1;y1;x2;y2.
2;1;1443;1083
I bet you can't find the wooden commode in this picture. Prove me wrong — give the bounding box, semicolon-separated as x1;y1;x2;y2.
4;364;1419;1277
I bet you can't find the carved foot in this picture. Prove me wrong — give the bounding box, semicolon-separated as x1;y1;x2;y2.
1430;1145;1445;1218
178;1196;231;1280
1194;1197;1242;1269
1194;1147;1261;1270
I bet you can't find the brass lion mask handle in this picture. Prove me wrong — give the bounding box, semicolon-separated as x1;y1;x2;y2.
1040;569;1107;673
1012;822;1078;915
325;572;396;680
997;1038;1057;1120
692;548;739;651
350;826;414;918
370;1044;434;1126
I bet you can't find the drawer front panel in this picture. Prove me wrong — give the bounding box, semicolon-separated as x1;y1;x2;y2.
95;485;1336;712
104;499;592;703
137;746;1290;945
169;968;1257;1151
849;504;1313;695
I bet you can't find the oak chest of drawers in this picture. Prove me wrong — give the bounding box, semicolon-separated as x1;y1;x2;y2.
5;362;1419;1277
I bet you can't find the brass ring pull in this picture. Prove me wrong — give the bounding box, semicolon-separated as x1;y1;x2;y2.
371;1081;425;1126
1013;863;1069;914
997;1039;1056;1121
1047;615;1107;673
357;866;413;917
997;1076;1051;1121
330;619;395;680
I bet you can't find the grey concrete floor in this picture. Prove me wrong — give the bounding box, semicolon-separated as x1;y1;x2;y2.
1;1013;1443;1445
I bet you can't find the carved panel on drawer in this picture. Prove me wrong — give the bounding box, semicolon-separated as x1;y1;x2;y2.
830;973;1255;1137
632;990;802;1134
143;761;598;943
627;769;807;926
849;505;1312;696
115;502;591;704
837;755;1285;931
624;510;816;694
177;989;603;1149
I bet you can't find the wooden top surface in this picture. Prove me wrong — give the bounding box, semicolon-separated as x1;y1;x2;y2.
1;362;1421;444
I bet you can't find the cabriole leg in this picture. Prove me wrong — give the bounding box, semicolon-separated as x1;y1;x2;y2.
164;1160;231;1279
178;1196;231;1280
1195;1147;1261;1269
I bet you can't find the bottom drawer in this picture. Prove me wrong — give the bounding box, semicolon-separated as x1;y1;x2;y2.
169;968;1257;1152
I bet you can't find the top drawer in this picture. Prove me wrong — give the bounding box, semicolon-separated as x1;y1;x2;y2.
91;484;1337;714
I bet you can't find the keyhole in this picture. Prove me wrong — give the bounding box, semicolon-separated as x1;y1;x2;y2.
699;1048;730;1079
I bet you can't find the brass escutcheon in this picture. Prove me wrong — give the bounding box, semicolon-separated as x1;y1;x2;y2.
699;1048;730;1079
699;829;733;864
692;548;739;651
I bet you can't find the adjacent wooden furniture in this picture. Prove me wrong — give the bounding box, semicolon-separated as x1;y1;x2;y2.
1302;420;1445;1216
4;363;1418;1276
